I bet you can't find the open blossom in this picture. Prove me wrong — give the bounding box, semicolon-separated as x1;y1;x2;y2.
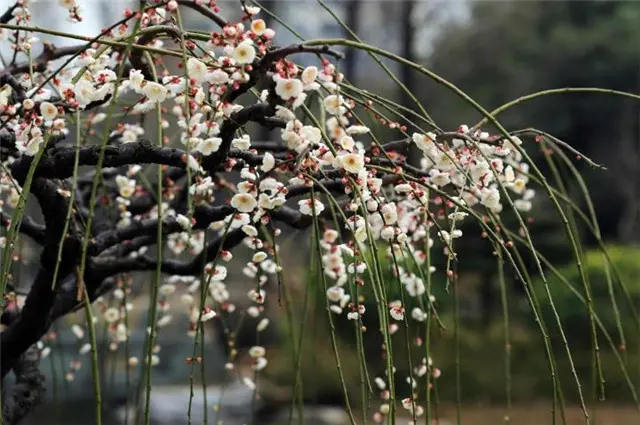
231;193;258;213
201;307;216;322
480;186;501;209
430;169;450;187
252;251;267;263
232;135;251;150
115;175;136;198
129;69;145;92
301;66;318;84
251;19;266;35
248;346;266;358
346;125;370;135
338;136;355;151
411;307;427;322
208;69;229;85
187;57;208;83
176;214;191;230
338;152;365;174
19;136;44;156
196;137;222;155
326;286;345;302
233;41;256;64
144;82;168;103
299;198;325;216
390;305;405;321
261;152;275;172
275;78;303;100
39;102;58;121
74;79;96;107
412;132;436;153
323;94;345;115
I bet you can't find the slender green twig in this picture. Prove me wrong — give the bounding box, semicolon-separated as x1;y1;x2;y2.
82;286;102;425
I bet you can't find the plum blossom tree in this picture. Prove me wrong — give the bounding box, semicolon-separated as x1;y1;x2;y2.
1;1;638;425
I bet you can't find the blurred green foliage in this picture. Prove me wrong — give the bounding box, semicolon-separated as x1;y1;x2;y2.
534;245;640;348
276;244;640;405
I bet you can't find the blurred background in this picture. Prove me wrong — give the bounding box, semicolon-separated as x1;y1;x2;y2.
5;1;640;424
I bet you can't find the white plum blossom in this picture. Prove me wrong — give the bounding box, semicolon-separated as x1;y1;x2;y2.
299;198;325;216
129;69;145;92
390;305;405;321
233;41;256;64
144;82;168;103
251;19;266;35
338;153;365;174
301;66;318;84
275;77;303;100
208;69;229;85
186;57;208;83
197;137;222;155
261;152;275;172
346;125;370;135
115;175;136;198
326;286;345;302
201;308;216;322
231;193;258;213
176;214;191;230
231;135;251;150
39;102;58;121
480;187;501;210
411;307;427;322
323;94;346;115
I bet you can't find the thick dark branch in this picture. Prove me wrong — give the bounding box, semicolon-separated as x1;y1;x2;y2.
270;206;313;230
88;227;247;277
11;139;189;183
263;44;345;64
0;72;26;103
203;103;277;172
1;267;68;378
0;213;46;245
286;179;347;198
29;178;75;243
0;3;18;24
1;344;46;425
90;204;234;254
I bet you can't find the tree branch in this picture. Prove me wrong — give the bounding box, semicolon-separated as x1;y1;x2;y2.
0;213;46;246
1;344;46;425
